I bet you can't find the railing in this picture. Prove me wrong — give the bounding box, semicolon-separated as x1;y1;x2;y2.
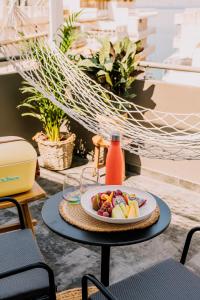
138;60;200;74
0;32;48;47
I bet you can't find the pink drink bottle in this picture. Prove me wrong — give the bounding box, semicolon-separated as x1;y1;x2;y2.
105;133;123;185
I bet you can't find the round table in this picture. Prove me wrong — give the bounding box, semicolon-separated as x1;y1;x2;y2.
42;190;171;286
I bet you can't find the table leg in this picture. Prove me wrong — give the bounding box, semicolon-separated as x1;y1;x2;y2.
101;246;110;287
21;203;35;234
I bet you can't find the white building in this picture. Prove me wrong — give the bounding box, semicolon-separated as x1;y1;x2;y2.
163;9;200;86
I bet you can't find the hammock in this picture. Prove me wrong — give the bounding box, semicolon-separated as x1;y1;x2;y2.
0;0;47;45
1;38;200;160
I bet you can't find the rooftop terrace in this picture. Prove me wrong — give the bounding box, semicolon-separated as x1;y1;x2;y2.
1;2;200;299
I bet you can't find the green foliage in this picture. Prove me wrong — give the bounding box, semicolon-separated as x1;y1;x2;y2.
19;83;66;142
75;37;143;99
18;12;80;142
58;11;81;54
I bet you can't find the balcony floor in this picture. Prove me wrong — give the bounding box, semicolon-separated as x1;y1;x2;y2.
1;163;200;292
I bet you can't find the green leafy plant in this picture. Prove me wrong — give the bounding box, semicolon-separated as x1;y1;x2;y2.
58;11;81;54
72;37;143;99
19;83;66;142
18;12;80;142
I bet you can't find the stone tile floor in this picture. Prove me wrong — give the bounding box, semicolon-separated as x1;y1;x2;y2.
2;167;200;292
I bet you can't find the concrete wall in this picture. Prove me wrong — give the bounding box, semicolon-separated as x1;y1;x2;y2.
0;73;42;144
1;72;200;189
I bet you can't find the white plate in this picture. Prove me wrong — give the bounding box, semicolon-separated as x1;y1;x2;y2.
81;185;157;224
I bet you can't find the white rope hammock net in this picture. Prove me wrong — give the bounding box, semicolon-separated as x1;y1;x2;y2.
0;2;29;42
2;38;200;160
0;0;48;45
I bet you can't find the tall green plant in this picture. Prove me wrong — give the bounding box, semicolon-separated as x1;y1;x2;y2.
19;83;66;142
18;12;80;142
58;11;81;54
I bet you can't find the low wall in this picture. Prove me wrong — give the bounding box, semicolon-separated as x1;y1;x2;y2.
0;72;41;144
1;71;200;190
127;79;200;191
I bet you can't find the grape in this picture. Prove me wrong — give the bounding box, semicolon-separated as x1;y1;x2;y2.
106;190;112;195
97;210;104;216
115;190;123;196
103;212;109;217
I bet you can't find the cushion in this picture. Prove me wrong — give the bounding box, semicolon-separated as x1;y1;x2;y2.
0;229;49;300
91;259;200;300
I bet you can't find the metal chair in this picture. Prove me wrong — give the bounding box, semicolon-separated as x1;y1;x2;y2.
82;227;200;300
0;197;56;300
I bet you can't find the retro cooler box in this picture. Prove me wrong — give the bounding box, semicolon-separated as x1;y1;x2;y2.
0;136;37;197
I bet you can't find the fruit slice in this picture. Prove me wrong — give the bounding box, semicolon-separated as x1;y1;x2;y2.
128;200;140;218
137;198;147;208
101;191;114;202
128;194;136;201
119;203;130;218
128;205;135;218
112;195;126;207
132;200;140;217
128;196;147;208
112;205;125;219
91;194;100;211
101;193;109;201
122;193;129;205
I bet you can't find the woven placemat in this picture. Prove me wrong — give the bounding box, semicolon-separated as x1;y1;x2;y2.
59;200;160;232
57;286;97;300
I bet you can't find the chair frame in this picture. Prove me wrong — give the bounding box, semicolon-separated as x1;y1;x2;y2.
82;226;200;300
0;197;26;229
0;197;56;300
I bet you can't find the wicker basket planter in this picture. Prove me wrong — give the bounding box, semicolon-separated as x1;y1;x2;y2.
33;132;76;171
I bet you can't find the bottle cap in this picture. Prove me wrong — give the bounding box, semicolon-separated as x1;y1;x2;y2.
111;132;120;141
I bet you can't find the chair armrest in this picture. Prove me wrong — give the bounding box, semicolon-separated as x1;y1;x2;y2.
180;227;200;264
82;274;117;300
0;261;56;300
0;197;25;229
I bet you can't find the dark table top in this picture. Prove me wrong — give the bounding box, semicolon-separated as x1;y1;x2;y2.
42;190;171;247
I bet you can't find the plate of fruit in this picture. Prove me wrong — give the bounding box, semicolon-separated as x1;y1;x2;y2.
81;185;157;224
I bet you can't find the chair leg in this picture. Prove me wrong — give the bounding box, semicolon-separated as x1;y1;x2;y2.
21;203;35;234
82;275;117;300
180;227;200;264
93;146;100;176
82;275;88;300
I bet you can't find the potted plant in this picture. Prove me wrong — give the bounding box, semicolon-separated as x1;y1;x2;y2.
18;12;80;170
70;37;143;129
72;37;143;101
18;83;75;170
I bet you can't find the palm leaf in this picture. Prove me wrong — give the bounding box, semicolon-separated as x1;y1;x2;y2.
58;11;81;54
21;112;42;120
17;103;35;109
